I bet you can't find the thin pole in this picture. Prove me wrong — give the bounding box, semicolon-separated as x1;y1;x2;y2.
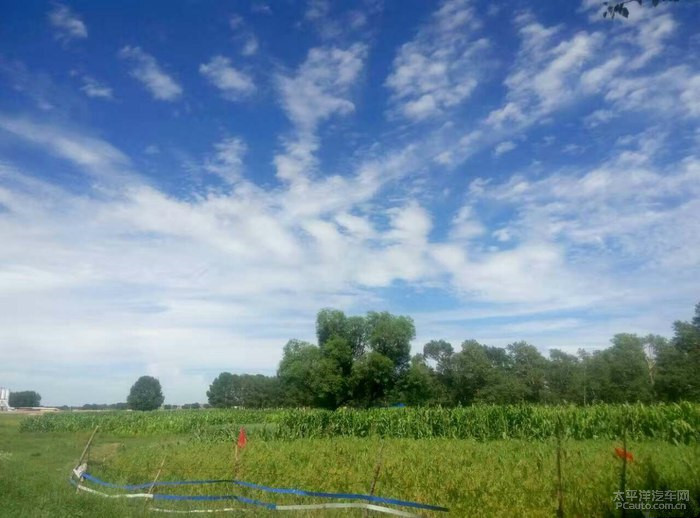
145;455;167;510
75;425;99;469
556;418;564;518
364;442;386;518
148;456;166;495
619;423;628;518
75;425;99;494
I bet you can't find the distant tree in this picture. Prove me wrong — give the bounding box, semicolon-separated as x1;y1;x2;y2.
450;340;492;405
602;0;681;19
9;391;41;407
316;308;348;348
365;311;416;370
346;315;369;358
277;339;322;406
507;341;548;403
423;340;454;369
350;351;395;407
207;373;280;408
546;349;583;403
126;376;164;411
392;354;444;405
655;303;700;401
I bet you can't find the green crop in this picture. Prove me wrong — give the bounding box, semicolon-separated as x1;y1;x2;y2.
20;403;700;444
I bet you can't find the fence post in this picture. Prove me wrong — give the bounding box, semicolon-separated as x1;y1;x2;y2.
364;442;386;517
619;422;628;518
556;416;565;518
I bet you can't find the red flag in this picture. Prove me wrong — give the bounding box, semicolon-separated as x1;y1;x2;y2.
237;427;247;449
614;447;634;462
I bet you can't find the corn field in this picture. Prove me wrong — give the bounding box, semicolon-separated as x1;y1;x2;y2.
19;403;700;443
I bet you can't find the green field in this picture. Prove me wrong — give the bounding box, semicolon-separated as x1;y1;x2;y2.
2;406;700;517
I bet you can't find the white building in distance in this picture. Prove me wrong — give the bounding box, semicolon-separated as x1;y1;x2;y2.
0;387;11;411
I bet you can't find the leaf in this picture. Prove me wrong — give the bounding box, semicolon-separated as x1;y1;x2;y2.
621;6;630;16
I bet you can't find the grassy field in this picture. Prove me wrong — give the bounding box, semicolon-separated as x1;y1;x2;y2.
2;409;699;517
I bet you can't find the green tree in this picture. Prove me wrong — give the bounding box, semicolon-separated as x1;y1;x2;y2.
346;315;369;358
656;303;700;401
507;341;548;402
450;340;492;405
350;351;395;407
126;376;164;411
9;390;41;407
392;354;443;405
316;308;348;347
207;373;280;408
365;311;416;370
277;339;321;407
546;350;583;403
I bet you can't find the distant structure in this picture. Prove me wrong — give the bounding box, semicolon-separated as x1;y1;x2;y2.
0;387;12;411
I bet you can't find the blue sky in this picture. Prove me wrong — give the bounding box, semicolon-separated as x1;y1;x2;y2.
1;0;699;405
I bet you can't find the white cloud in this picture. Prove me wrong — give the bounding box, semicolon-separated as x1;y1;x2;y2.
242;36;259;56
80;76;113;99
199;56;255;100
230;15;260;56
385;0;487;121
277;44;367;131
48;4;87;41
493;140;516;156
119;46;182;101
203;137;247;183
0;117;130;179
274;44;367;182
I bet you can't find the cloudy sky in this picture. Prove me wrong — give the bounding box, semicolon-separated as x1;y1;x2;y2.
1;0;699;405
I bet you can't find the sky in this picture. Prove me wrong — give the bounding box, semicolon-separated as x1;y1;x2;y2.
1;0;699;406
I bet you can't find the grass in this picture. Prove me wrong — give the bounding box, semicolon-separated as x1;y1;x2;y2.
2;412;699;517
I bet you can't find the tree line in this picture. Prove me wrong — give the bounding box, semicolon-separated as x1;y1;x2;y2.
207;303;700;409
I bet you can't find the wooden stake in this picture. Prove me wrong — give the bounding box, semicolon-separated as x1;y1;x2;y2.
364;443;386;517
556;418;564;518
148;456;167;495
74;425;99;493
75;425;99;469
145;455;167;509
620;426;628;518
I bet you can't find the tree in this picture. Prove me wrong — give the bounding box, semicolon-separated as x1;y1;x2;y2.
423;340;454;369
450;340;492;405
655;303;700;401
316;308;348;348
602;0;681;19
126;376;164;411
9;390;41;407
365;311;416;370
392;354;440;406
585;334;654;403
507;341;548;403
277;339;322;406
546;350;583;404
350;351;395;407
207;373;280;408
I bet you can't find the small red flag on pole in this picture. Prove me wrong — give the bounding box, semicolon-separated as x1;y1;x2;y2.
237;427;247;449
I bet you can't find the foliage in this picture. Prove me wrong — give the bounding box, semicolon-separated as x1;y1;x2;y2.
603;0;681;19
4;413;699;517
20;403;700;445
8;391;41;407
19;408;279;436
126;376;164;411
273;403;700;443
275;303;700;408
207;373;279;408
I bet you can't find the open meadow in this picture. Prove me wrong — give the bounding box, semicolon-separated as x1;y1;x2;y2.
2;405;699;517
